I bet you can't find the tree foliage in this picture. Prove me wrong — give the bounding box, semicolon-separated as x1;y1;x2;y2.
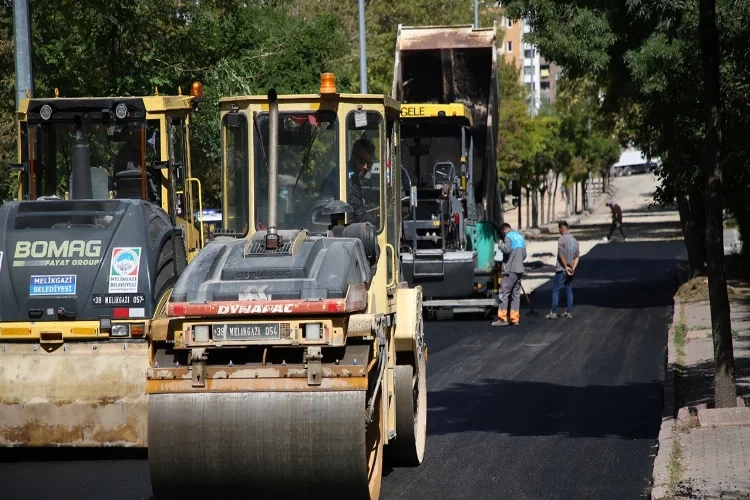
502;0;742;407
0;0;352;205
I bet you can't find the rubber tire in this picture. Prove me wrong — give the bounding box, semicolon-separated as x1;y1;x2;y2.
388;357;427;466
624;166;632;176
154;235;187;302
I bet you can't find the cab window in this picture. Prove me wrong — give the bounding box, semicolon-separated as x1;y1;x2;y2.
345;110;383;230
22;119;161;202
222;112;250;235
253;110;339;233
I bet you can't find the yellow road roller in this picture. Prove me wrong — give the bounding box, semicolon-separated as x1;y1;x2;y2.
0;85;205;447
146;75;427;499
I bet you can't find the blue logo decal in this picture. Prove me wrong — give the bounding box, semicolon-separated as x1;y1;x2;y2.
29;275;77;296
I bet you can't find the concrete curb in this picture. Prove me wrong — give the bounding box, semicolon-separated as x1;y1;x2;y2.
651;297;679;499
650;272;686;499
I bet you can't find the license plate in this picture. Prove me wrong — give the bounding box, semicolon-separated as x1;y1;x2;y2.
211;323;281;341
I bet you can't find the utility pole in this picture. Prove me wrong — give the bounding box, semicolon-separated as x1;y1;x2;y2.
358;0;368;94
13;0;33;109
474;0;479;28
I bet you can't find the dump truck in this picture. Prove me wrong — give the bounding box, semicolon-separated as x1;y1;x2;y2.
392;23;503;316
146;74;427;500
0;84;205;447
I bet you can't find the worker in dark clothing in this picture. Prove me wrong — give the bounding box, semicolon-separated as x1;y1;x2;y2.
604;201;627;242
320;139;378;225
492;223;527;327
347;139;378;225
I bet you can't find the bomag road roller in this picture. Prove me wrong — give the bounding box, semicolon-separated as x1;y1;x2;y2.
146;75;427;500
0;84;206;447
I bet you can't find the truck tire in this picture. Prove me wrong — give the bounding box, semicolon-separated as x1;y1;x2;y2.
154;234;188;302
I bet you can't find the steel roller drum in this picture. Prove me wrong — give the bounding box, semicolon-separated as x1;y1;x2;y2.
148;391;372;499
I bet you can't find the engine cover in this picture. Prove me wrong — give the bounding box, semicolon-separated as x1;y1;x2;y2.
0;199;183;322
170;229;372;304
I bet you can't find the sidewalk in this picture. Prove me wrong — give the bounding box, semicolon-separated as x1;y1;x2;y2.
651;263;750;499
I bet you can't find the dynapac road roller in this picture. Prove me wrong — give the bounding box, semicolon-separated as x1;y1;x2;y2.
0;84;205;447
146;75;427;499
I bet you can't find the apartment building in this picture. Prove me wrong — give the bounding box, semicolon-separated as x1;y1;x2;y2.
500;16;523;72
496;3;563;112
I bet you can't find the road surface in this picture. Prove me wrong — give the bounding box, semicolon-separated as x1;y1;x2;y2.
0;173;686;499
0;239;685;500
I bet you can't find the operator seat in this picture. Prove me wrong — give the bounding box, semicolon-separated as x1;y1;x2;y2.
114;169;159;202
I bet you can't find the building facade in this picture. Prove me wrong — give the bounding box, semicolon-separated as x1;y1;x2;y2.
496;4;563;112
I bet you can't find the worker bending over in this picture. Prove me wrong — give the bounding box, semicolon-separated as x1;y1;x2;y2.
492;223;527;327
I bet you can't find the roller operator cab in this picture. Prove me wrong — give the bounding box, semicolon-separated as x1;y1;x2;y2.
147;75;427;500
0;85;205;448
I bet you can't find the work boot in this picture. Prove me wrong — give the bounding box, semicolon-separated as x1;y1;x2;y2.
561;311;573;319
546;312;559;319
491;319;510;327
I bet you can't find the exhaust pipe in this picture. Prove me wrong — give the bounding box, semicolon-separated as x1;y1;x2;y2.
70;116;93;200
266;89;279;249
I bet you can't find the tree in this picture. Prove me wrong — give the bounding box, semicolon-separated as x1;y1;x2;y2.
502;0;738;407
2;0;352;207
698;0;735;407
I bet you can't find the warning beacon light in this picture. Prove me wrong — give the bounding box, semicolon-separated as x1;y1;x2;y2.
320;73;337;94
190;81;204;99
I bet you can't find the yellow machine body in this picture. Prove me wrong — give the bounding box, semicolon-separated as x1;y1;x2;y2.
0;90;203;447
146;81;427;499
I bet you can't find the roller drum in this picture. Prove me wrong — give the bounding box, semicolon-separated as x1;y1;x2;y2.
148;391;372;499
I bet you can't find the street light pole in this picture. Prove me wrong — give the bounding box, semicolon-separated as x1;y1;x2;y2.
13;0;33;109
358;0;368;94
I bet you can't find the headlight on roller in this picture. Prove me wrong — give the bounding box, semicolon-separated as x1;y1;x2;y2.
194;325;210;342
111;324;129;337
304;323;321;341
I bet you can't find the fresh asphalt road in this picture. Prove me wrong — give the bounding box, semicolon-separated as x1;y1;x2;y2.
0;240;685;500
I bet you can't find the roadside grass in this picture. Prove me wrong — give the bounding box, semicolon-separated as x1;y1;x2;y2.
667;433;685;499
674;319;686;368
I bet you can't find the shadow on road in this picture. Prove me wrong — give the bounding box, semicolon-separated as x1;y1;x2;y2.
0;447;147;463
532;220;683;243
426;377;663;440
528;240;686;311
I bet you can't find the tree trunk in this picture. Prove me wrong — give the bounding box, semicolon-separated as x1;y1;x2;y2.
699;0;736;408
525;188;530;229
517;190;522;229
531;187;539;228
581;179;588;211
676;192;706;277
539;187;546;226
551;173;559;221
574;182;579;214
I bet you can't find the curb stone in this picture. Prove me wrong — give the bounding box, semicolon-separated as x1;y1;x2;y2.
650;274;686;499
